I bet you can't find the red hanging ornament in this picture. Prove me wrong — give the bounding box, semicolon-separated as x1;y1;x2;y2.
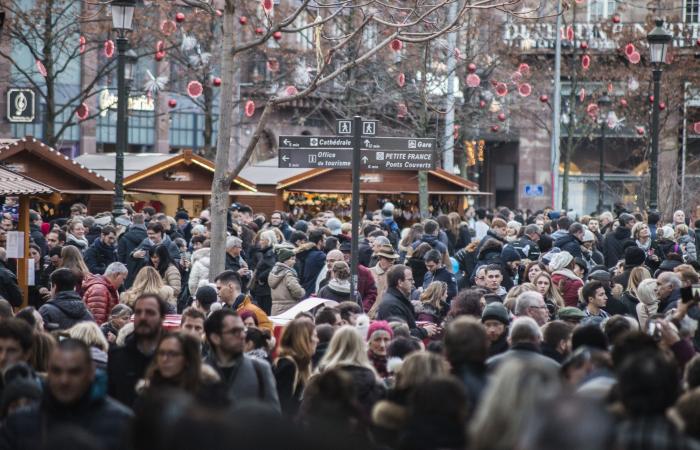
586;103;599;117
239;16;248;25
581;54;591;70
579;88;586;102
156;41;165;53
255;27;264;35
659;101;666;111
390;39;403;52
212;77;222;87
244;100;256;117
539;94;549;103
693;122;700;134
619;98;628;107
518;63;530;76
518;83;532;97
636;126;645;135
397;72;406;87
649;95;655;103
75;103;89;121
175;12;185;23
187;80;203;98
580;41;588;50
624;43;635;56
155;51;166;61
479;100;487;108
495;83;508;97
466;74;480;88
79;36;86;54
161;20;176;35
497;112;506;122
467;63;477;73
566;25;574;41
262;0;273;13
491;125;500;133
104;40;115;58
285;86;298;96
273;31;282;41
628;51;641;64
612;14;621;24
168;99;177;108
397;103;408;118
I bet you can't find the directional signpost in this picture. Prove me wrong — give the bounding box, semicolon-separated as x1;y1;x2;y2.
278;117;437;297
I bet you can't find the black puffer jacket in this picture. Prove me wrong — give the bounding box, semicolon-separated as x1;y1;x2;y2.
38;291;94;331
376;287;427;339
602;227;632;268
554;233;583;258
0;261;22;307
83;238;117;275
0;386;132;450
107;334;154;407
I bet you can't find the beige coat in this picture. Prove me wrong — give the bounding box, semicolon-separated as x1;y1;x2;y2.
162;264;182;299
268;262;305;316
370;264;389;301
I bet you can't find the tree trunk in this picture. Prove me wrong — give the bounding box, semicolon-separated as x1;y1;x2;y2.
43;0;56;147
208;0;237;281
418;170;429;218
202;83;214;159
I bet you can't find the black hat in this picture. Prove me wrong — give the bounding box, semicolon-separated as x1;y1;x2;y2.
501;245;522;263
481;302;510;325
174;211;189;221
339;241;352;254
624;246;646;268
588;270;612;282
294;220;309;233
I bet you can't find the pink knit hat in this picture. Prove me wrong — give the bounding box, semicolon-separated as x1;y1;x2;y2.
367;320;393;341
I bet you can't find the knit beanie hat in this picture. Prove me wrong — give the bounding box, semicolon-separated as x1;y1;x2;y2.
501;245;522;263
326;218;342;236
276;246;296;263
624;246;646;267
548;251;574;272
367;320;393;341
481;302;510;325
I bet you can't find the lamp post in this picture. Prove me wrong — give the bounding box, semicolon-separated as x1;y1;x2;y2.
110;0;135;217
597;93;611;214
646;19;672;212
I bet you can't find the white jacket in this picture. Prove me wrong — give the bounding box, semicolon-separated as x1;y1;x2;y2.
188;248;211;295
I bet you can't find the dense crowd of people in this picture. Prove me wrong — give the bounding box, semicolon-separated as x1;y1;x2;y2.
0;199;699;449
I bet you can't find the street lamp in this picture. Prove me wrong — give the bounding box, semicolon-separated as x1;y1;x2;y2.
646;19;672;212
110;0;136;217
597;93;611;214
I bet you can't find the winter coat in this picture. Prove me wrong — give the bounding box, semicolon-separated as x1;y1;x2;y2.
317;279;356;303
204;353;280;412
81;274;119;325
117;225;147;264
160;264;182;299
550;269;584;307
678;234;697;263
636;297;659;330
413;301;446;325
413;233;449;257
268;263;305;316
29;223;47;256
0;386;132;450
232;294;274;332
619;291;640;320
406;255;429;290
370;264;390;301
274;356;304;416
318;364;385;420
188;248;211;295
655;238;680;259
486;342;561;373
0;261;22;307
301;247;326;297
39;290;94;331
107;334;154;407
422;266;458;303
554;233;583;258
376;287;427;339
225;252;250;289
251;246;275;299
358;239;373;267
357;264;378;313
83;238;117;275
602;227;632;268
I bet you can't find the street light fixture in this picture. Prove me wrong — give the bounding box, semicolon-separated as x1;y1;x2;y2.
110;0;136;217
597;93;612;214
646;19;672;212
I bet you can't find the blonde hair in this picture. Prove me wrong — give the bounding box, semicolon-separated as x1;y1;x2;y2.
419;281;447;310
395;351;450;390
317;326;375;374
627;266;651;297
68;321;109;352
532;272;565;309
504;283;537;312
631;221;649;240
676;224;690;237
121;266;173;307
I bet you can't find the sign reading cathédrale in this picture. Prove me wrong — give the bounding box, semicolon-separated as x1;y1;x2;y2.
7;89;36;123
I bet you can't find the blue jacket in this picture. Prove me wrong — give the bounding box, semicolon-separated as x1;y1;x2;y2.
83;238;117;275
302;247;326;297
423;266;458;303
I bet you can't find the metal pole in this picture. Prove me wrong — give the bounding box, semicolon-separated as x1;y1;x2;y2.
597;121;605;214
551;0;563;210
650;68;662;211
350;115;361;304
442;0;458;173
681;82;688;209
113;37;128;217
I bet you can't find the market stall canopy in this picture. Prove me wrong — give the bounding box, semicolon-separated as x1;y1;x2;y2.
276;167;484;193
75;152;174;181
0;166;55;196
122;150;257;193
239;158;312;187
0;137;115;194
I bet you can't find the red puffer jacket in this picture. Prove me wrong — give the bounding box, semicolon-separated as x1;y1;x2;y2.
81;275;119;325
551;270;584;307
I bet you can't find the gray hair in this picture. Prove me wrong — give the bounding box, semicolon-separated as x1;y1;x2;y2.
508;316;543;344
104;262;128;277
374;236;391;247
226;236;242;250
657;271;682;290
192;224;206;235
514;291;544;316
110;304;132;318
260;230;279;246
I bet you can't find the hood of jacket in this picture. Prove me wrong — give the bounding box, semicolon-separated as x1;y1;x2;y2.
49;291;90;319
552;268;582;282
268;262;297;289
122;227;147;245
554;233;580;248
90;237;116;254
192;247;211;264
81;274;116;293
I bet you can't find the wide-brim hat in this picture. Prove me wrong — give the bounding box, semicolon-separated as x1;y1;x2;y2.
375;244;399;260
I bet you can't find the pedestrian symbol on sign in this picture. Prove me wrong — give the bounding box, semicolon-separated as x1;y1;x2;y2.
362;121;376;135
337;120;352;135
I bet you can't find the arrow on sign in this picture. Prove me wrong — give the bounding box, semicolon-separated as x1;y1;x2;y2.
363;139;372;147
361;155;368;164
281;155;289;161
283;139;292;146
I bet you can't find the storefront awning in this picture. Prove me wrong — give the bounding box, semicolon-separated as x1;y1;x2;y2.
285;188;492;195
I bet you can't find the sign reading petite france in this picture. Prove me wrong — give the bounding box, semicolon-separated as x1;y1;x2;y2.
7;89;36;123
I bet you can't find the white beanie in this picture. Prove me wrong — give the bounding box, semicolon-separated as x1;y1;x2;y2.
548;251;574;272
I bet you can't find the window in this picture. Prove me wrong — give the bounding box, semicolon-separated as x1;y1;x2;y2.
587;0;615;22
686;0;700;23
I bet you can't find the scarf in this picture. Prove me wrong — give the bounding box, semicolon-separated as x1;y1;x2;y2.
368;350;388;378
636;239;651;251
328;278;351;293
66;233;89;248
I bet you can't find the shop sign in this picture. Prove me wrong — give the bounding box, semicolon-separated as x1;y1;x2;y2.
7;89;35;123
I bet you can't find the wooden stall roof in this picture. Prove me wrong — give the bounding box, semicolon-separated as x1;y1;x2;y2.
123;150;257;192
75;153;174;181
0;137;115;193
0;166;55;195
277;167;480;192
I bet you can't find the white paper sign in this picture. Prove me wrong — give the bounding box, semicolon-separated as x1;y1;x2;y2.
27;258;35;286
6;232;24;258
